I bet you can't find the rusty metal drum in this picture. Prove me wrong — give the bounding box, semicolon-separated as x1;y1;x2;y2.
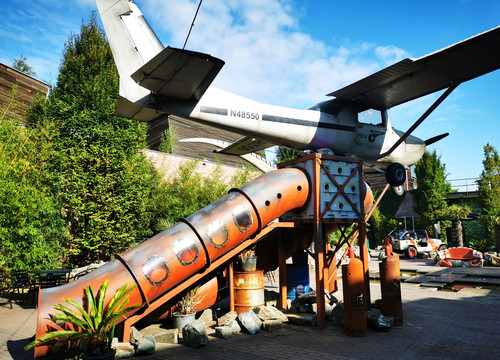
233;270;265;314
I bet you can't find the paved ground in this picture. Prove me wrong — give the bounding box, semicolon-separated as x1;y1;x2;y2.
2;256;500;360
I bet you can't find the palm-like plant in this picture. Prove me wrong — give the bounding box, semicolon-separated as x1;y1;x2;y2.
25;279;143;356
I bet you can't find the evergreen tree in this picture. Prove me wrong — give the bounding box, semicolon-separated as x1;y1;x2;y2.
414;150;451;234
27;14;160;266
477;143;500;245
12;55;36;77
275;146;298;164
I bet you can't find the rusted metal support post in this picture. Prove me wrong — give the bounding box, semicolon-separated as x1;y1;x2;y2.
357;163;370;308
229;262;234;312
278;234;288;310
314;222;326;328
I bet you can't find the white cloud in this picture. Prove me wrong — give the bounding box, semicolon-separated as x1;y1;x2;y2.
141;0;409;109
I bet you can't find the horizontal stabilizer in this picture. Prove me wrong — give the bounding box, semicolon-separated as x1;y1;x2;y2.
115;96;164;122
328;26;500;111
180;137;277;172
132;47;225;101
214;136;276;156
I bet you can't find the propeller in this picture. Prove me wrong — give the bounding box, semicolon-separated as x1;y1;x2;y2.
425;133;449;146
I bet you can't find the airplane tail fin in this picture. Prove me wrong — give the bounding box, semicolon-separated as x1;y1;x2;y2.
97;0;225;122
97;0;164;120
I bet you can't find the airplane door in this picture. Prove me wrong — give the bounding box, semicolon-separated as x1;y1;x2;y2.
354;109;387;150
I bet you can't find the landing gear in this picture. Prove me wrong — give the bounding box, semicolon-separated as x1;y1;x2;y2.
391;185;404;196
385;163;406;187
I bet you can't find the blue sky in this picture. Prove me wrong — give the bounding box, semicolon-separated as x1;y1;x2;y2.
2;0;500;187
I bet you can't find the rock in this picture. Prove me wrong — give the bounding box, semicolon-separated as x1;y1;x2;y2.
286;313;317;326
198;309;213;323
140;324;179;344
218;310;238;326
114;342;135;359
214;326;233;339
312;302;332;316
129;326;143;347
379;314;395;327
136;335;156;356
253;305;288;322
262;319;282;332
152;329;178;344
366;309;392;331
264;289;280;306
226;319;241;334
238;310;262;334
111;337;119;348
182;320;209;348
330;302;344;326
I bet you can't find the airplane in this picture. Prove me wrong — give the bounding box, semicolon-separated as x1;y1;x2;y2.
96;0;500;194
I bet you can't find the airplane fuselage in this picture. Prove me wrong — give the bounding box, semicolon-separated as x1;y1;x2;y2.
156;86;425;166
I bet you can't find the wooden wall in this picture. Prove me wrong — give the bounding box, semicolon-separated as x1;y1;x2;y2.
147;115;254;169
0;63;50;123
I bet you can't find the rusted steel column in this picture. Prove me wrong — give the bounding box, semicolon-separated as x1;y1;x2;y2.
278;234;288;310
357;166;370;308
229;262;235;312
314;222;326;329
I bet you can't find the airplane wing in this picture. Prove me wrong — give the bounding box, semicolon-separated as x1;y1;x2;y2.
214;136;276;156
328;26;500;111
131;46;225;101
180;137;277;172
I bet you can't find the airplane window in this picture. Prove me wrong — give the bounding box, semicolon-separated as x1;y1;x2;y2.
358;109;384;126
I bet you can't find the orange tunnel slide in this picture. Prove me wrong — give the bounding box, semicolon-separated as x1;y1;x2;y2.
35;168;310;357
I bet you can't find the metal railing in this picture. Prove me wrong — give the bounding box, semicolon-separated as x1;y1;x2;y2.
448;178;479;193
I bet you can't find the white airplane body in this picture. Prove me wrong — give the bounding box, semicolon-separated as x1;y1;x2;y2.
96;0;500;188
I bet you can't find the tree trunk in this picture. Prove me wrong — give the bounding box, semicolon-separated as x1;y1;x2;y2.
495;223;500;252
452;220;464;247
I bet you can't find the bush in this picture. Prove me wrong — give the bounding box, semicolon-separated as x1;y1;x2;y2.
0;91;66;271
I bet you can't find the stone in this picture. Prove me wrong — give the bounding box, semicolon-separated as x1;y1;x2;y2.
218;310;238;326
182;320;209;348
214;326;233;339
198;309;213;323
238;310;262;334
379;314;395;327
129;326;143;347
264;290;280;307
253;305;288;322
312;302;332;316
286;313;317;326
262;319;282;332
136;335;156;356
367;309;392;331
111;337;119;347
226;319;241;334
140;324;179;344
152;329;178;344
114;342;135;359
330;302;344;326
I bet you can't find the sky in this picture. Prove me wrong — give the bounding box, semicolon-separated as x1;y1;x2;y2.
2;0;500;188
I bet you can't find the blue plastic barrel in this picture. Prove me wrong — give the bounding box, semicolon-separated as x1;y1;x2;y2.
286;264;310;299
